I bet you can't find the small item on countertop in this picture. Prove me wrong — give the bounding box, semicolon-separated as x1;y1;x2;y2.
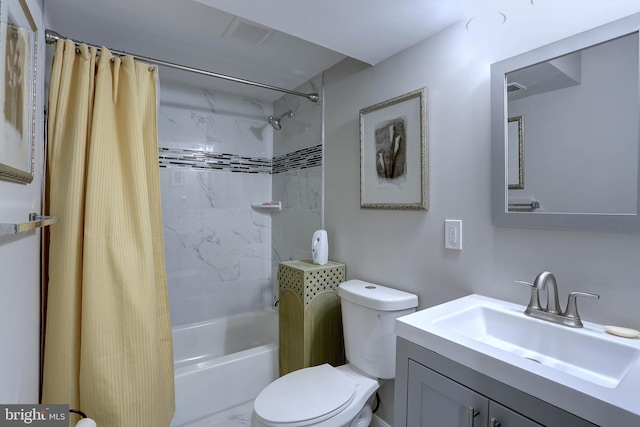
605;325;640;338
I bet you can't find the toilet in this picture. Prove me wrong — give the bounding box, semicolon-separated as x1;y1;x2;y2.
251;279;418;427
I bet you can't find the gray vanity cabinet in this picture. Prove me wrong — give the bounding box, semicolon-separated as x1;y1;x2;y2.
407;359;542;427
396;338;598;427
407;359;490;426
489;402;543;427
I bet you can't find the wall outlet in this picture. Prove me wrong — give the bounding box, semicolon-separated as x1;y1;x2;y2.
445;220;462;250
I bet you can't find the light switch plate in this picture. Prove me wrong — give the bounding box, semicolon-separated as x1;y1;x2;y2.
445;220;462;250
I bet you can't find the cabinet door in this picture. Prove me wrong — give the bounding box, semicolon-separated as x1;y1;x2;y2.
407;360;489;427
489;401;544;427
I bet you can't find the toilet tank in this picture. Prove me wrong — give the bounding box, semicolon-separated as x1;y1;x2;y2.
337;280;418;379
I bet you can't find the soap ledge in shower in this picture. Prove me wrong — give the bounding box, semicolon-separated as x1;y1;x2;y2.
251;201;282;210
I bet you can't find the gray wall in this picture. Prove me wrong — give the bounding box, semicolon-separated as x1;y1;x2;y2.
324;16;640;424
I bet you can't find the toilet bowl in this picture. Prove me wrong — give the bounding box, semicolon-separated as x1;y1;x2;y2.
251;364;379;427
251;280;418;427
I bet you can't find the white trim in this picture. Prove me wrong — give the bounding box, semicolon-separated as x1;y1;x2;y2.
370;414;392;427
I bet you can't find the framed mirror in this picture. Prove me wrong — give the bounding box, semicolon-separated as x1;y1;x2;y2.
0;0;37;184
491;13;640;232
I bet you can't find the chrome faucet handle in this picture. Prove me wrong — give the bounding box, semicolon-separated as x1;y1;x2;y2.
515;280;533;286
515;280;543;311
563;292;600;328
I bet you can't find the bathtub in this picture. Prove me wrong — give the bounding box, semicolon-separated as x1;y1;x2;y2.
171;309;279;426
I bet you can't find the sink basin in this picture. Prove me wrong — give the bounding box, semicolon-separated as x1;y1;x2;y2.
394;294;640;426
431;303;640;388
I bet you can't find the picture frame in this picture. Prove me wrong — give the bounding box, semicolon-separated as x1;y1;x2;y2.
360;87;428;210
507;115;524;190
0;0;37;184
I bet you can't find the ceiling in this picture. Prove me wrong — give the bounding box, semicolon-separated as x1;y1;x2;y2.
45;0;640;103
44;0;467;102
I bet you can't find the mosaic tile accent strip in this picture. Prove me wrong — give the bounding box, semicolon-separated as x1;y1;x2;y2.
272;144;323;174
158;147;271;173
158;144;323;174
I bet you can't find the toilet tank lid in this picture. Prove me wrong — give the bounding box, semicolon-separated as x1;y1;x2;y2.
338;280;418;311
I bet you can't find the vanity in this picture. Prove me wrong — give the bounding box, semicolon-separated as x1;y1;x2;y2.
393;295;640;426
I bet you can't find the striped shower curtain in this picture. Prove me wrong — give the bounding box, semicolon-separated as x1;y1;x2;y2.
42;40;174;426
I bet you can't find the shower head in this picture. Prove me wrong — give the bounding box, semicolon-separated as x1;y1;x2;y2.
268;110;293;131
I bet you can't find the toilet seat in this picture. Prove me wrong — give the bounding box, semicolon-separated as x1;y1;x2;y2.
253;364;357;426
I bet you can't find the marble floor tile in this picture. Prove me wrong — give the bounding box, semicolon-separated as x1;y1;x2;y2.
198;401;253;427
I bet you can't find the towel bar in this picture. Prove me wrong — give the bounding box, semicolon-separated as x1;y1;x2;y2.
508;200;540;210
0;213;59;236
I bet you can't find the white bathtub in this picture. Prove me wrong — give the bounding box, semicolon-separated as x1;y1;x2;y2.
171;309;279;426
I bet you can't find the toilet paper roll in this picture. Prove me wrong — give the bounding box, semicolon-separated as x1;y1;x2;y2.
75;418;97;427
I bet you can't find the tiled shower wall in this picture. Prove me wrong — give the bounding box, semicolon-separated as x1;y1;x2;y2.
271;74;323;284
158;82;274;326
159;74;323;327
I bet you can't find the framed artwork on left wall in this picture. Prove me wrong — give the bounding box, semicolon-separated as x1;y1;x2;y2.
0;0;37;184
360;87;428;210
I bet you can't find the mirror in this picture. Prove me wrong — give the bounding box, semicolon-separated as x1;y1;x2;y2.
492;13;640;232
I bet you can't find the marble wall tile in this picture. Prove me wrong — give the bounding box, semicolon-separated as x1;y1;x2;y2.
160;164;271;209
159;75;323;326
168;278;272;326
270;73;324;292
274;106;322;155
159;82;273;158
272;166;322;211
159;81;275;326
168;296;208;326
272;73;323;156
271;209;323;285
161;170;273;327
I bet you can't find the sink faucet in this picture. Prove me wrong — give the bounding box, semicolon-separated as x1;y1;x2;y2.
516;271;599;328
532;271;562;314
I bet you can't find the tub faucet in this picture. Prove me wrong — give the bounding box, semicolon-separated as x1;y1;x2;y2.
516;271;599;328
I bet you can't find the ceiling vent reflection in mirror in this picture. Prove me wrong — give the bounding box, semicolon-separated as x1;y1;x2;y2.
507;82;527;93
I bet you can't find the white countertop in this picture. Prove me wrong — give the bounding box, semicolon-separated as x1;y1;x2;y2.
394;294;640;426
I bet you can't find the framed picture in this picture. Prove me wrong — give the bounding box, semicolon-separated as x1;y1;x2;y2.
360;87;428;209
0;0;37;184
507;115;524;190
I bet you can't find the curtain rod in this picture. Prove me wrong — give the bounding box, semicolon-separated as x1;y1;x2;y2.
44;29;320;103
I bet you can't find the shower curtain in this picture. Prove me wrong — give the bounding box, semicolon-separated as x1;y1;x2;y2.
41;40;174;426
